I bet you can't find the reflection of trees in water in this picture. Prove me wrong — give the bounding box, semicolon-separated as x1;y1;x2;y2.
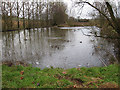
91;37;118;65
2;28;73;64
18;30;23;60
112;40;120;63
2;31;16;61
3;32;8;58
11;31;16;61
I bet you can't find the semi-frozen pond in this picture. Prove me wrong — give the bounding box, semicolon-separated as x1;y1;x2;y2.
1;26;117;69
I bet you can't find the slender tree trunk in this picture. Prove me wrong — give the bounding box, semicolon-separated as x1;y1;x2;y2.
9;2;13;30
23;2;25;29
105;2;120;34
36;2;39;28
46;0;49;27
39;0;42;27
6;2;9;30
32;1;35;28
2;2;6;30
77;1;120;35
27;2;30;29
17;2;19;29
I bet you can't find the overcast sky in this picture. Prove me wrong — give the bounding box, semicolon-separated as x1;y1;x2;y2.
63;0;120;19
1;0;120;18
63;0;94;19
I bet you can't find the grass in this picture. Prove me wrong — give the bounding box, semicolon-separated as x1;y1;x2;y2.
58;22;93;27
2;64;120;88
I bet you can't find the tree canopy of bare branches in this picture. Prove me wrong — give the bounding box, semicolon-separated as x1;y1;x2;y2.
76;0;120;35
1;0;68;31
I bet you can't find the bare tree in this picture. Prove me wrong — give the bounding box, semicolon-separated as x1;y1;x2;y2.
32;1;35;28
2;0;68;31
22;2;25;29
105;2;120;34
76;0;120;35
9;2;13;29
2;2;6;30
26;2;31;29
48;1;68;26
35;1;39;28
16;1;20;29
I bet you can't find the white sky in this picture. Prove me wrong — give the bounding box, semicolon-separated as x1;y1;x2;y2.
63;0;95;19
2;0;120;18
63;0;120;19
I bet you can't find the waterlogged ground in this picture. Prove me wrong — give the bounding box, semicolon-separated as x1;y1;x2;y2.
2;26;117;69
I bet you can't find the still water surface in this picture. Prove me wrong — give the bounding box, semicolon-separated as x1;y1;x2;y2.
1;26;116;69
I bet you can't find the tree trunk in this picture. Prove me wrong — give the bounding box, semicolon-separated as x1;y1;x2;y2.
23;2;25;29
36;2;39;28
77;1;120;35
27;2;30;29
105;2;120;35
9;2;13;30
17;2;19;29
39;1;42;27
2;2;6;31
46;1;49;27
32;1;35;28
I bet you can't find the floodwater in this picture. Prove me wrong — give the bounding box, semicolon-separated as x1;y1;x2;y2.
1;26;117;69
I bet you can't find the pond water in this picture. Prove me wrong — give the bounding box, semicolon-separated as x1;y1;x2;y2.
1;26;117;69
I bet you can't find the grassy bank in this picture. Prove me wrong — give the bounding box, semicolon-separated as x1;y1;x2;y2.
58;22;93;27
2;64;119;88
2;17;93;32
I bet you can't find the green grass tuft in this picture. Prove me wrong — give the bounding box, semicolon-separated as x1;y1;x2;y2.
2;64;119;88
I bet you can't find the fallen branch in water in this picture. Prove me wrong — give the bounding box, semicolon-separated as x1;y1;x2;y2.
99;58;107;67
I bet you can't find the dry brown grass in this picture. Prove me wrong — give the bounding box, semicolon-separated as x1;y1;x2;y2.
99;82;119;88
58;21;92;27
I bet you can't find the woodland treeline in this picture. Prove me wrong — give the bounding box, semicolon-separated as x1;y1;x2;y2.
1;1;68;31
1;0;120;35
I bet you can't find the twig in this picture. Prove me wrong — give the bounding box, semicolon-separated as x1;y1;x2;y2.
99;58;107;67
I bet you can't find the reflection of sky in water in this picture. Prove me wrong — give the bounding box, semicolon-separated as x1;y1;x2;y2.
0;32;2;61
2;26;117;69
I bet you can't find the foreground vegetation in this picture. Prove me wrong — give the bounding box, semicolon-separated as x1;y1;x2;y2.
2;64;119;88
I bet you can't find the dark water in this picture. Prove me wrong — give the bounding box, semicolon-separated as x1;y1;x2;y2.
1;26;117;69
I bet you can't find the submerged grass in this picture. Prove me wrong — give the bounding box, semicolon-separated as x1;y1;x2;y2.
2;64;120;88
